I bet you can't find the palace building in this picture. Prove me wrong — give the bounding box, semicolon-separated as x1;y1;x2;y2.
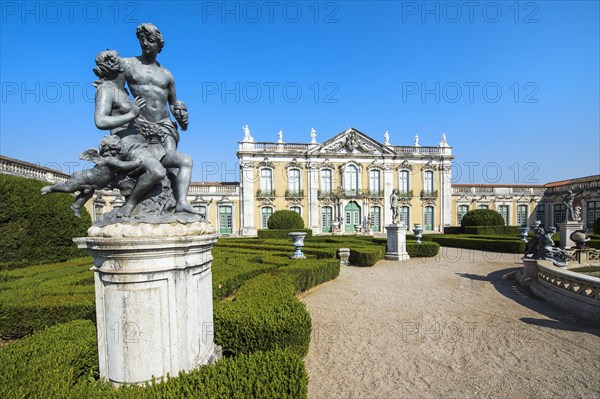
236;126;453;236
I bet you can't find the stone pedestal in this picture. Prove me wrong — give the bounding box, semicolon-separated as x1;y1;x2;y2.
559;221;583;249
384;224;410;261
338;248;350;266
74;223;220;386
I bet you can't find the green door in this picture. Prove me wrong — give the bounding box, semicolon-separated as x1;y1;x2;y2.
345;201;361;233
219;206;232;234
322;207;332;233
371;206;381;232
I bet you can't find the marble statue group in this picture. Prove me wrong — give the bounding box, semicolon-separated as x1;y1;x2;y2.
41;23;198;223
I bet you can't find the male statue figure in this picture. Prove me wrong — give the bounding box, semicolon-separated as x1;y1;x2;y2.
120;23;196;215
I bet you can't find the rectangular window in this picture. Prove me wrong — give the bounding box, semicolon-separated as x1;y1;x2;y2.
498;205;509;225
399;170;409;193
457;205;469;225
345;211;351;225
424;206;434;231
369;170;381;195
554;204;566;226
478;204;489;209
322;207;332;233
399;206;410;227
535;204;545;226
260;169;273;195
517;205;528;227
288;169;301;194
291;206;301;215
261;207;273;229
354;211;360;225
344;165;358;193
194;205;207;219
320;169;332;193
423;171;434;193
588;201;600;230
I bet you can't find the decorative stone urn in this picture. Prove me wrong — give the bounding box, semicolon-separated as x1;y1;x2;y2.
338;248;350;266
412;223;423;244
518;226;531;242
288;232;307;259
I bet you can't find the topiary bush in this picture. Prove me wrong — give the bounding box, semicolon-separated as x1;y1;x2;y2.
406;241;440;257
0;175;91;270
267;210;304;230
460;209;505;228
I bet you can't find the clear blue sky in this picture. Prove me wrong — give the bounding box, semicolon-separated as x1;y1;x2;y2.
1;0;598;184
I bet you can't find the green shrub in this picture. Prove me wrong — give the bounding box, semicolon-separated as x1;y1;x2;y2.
406;241;440;257
0;319;308;399
422;234;525;253
0;319;99;399
257;229;313;239
0;175;91;270
267;210;304;229
461;209;505;228
215;274;312;357
594;217;600;234
463;226;519;235
0;258;95;338
349;247;384;266
443;226;463;234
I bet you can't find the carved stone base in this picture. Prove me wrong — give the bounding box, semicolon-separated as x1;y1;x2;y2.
74;227;220;386
559;221;584;249
384;224;410;261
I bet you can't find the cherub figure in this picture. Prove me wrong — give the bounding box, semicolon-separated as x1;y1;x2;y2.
41;135;141;217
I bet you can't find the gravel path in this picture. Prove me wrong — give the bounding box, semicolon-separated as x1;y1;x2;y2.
300;249;600;399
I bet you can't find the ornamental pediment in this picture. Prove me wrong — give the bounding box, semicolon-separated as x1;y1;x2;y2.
309;127;394;156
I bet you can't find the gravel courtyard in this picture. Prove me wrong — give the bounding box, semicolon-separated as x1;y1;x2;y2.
300;249;600;399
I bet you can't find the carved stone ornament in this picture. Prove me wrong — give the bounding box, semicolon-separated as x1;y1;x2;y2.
367;159;383;170
219;196;231;203
422;160;437;171
396;160;413;171
324;131;376;154
240;161;254;169
260;197;275;206
316;158;335;170
257;157;275;169
320;197;333;205
287;197;302;206
422;198;436;206
398;197;412;205
286;157;304;169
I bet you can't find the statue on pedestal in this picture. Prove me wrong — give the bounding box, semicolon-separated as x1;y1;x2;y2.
390;189;400;225
563;189;582;222
42;24;200;226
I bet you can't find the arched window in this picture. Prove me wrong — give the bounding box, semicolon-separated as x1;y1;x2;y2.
290;206;301;215
344;165;358;194
370;206;381;232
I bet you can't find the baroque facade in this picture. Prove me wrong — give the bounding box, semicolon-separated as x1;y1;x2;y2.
236;127;454;236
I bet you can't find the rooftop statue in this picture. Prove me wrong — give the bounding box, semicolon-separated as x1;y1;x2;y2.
42;24;200;226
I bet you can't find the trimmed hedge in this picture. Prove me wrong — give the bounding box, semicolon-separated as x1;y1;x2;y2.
0;258;95;338
257;229;313;239
0;320;308;399
463;226;519;235
461;209;505;227
0;175;91;270
267;210;304;229
443;226;463;234
422;234;526;253
406;241;440;257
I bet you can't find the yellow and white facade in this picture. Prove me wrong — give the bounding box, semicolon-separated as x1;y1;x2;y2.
237;127;454;236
